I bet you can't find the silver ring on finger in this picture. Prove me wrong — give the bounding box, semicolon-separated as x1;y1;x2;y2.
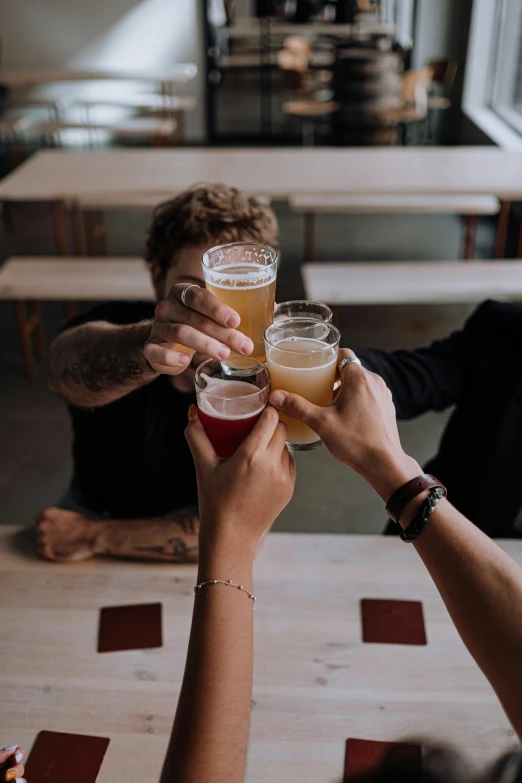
339;356;362;371
181;283;200;307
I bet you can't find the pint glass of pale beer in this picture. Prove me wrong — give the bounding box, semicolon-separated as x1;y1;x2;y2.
265;319;340;450
202;243;278;366
195;359;270;459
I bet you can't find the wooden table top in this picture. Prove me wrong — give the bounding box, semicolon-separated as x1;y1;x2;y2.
1;147;522;201
1;527;519;782
0;64;197;87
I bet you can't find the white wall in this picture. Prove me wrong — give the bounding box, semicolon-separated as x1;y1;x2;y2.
411;0;454;68
0;0;205;141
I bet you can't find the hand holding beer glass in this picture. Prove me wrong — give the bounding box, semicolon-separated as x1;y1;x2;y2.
202;243;278;366
265;319;340;450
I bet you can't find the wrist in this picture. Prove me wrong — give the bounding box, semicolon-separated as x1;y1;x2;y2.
198;521;257;584
359;452;422;503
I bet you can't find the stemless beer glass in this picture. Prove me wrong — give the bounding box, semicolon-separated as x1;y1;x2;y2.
265;319;340;450
195;359;270;459
202;243;278;366
275;300;333;323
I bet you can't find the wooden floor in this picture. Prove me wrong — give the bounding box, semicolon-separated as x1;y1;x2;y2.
1;528;519;783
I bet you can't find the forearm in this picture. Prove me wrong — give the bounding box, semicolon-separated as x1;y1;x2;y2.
48;321;157;406
161;533;256;783
412;501;522;738
370;458;522;739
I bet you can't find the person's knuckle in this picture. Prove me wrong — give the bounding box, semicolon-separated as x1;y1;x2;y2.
187;285;203;308
154;299;171;322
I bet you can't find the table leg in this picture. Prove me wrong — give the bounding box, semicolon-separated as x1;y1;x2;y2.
30;301;47;359
52;199;69;255
72;200;87;256
14;300;37;379
304;213;315;264
462;215;478;260
495;200;511;259
517;216;522;259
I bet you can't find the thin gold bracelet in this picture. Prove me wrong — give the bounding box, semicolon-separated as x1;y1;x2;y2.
194;579;256;608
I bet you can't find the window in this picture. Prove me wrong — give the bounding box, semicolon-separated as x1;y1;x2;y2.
463;0;522;149
487;0;522;135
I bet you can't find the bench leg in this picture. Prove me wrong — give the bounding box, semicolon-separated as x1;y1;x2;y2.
84;210;107;256
304;212;315;263
14;300;38;379
462;214;478;260
495;200;511;259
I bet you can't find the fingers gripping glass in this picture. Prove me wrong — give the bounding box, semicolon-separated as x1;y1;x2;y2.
264;319;340;451
195;359;270;459
202;243;278;367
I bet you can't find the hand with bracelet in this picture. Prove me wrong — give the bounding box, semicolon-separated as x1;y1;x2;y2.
160;405;295;783
270;348;522;741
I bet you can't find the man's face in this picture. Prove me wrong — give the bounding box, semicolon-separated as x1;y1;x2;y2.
149;243;213;394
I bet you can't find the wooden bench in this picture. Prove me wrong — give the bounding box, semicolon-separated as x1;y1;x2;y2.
289;194;501;262
302;260;522;324
0;257;154;378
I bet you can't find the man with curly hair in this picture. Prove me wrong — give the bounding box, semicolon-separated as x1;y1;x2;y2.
37;184;279;562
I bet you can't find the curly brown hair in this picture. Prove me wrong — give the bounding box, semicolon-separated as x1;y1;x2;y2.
144;183;279;276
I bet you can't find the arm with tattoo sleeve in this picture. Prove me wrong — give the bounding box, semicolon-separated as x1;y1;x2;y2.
48;321;158;407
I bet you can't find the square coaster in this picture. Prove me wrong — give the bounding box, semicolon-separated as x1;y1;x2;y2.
360;598;427;645
344;738;422;780
97;602;163;653
25;730;110;783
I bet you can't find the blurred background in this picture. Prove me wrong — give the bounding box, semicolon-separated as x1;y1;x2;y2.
0;0;521;533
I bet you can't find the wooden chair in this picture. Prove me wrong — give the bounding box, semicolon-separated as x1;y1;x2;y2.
289;193;500;262
0;257;154;378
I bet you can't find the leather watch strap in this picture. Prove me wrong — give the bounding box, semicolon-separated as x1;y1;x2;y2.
385;474;446;525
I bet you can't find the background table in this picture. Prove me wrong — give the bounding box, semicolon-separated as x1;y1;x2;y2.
0;528;518;782
1;148;522;201
0;65;197;87
1;146;518;260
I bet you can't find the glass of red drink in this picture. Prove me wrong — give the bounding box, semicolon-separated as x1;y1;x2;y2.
194;359;270;459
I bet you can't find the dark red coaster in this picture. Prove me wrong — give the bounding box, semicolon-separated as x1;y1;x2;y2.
25;730;110;783
97;602;163;653
360;598;427;645
344;738;422;780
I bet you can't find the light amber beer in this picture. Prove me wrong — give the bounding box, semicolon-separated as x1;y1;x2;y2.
265;320;340;449
203;244;278;365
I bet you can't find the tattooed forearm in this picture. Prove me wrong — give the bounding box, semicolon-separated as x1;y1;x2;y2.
62;352;144;391
134;537;199;562
49;320;157;407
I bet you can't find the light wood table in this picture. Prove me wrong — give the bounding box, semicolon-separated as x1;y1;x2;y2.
0;147;521;201
0;65;197;87
0;147;520;257
0;527;518;782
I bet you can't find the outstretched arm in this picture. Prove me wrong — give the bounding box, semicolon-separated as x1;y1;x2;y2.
270;352;522;739
48;320;157;407
160;407;296;783
48;284;254;408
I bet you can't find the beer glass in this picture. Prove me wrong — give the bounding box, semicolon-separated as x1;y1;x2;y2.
265;319;340;450
275;300;332;323
202;242;278;365
195;359;269;459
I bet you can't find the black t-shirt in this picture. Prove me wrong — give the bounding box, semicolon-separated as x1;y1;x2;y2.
63;302;198;519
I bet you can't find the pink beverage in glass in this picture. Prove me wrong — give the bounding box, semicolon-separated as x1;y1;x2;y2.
195;361;269;459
